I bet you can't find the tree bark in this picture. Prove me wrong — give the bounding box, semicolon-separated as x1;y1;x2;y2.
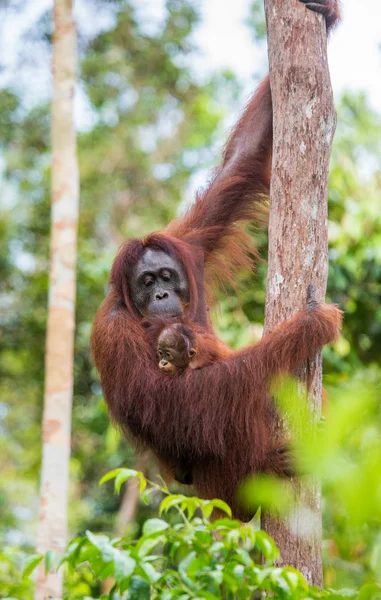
36;1;79;598
262;0;336;586
115;453;150;536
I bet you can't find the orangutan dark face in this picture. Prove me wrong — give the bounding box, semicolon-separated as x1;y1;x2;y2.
129;248;190;317
157;325;196;374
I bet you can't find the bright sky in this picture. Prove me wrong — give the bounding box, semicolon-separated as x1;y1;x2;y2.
192;0;381;112
1;0;380;115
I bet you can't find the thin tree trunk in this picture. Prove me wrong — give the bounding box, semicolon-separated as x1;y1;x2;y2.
262;0;336;586
115;453;150;536
36;1;79;598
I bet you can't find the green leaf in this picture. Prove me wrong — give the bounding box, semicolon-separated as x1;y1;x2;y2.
179;550;196;574
114;552;136;582
359;583;381;600
194;530;212;546
211;518;241;530
210;499;232;517
255;530;279;561
233;564;244;580
86;531;115;562
142;518;169;536
283;568;307;591
99;468;139;489
159;494;185;515
139;476;147;494
99;468;130;486
140;560;159;583
370;535;381;574
128;575;151;600
201;501;214;519
137;537;162;558
22;555;43;578
141;487;154;505
57;538;87;568
209;568;223;585
114;469;140;494
235;548;253;568
44;550;56;574
184;497;197;520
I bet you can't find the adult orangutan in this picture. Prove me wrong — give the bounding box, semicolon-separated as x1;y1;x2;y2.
91;0;341;520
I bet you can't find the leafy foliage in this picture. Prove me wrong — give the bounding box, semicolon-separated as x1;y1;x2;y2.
0;547;34;599
19;471;369;599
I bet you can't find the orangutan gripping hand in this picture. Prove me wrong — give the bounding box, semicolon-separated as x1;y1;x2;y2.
299;0;340;31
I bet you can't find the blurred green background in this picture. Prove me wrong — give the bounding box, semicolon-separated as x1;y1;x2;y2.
1;0;381;595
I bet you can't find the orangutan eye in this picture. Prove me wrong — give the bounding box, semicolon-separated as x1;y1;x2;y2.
144;275;154;287
161;269;171;281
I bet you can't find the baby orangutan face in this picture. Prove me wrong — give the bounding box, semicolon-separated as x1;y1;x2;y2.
157;324;196;374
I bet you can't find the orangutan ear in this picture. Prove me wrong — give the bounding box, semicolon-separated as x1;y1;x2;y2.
189;348;196;358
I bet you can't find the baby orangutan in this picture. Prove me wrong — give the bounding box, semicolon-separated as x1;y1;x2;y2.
157;323;197;374
157;322;234;375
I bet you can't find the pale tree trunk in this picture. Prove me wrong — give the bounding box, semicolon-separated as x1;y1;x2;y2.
262;0;336;586
36;1;79;598
115;453;150;536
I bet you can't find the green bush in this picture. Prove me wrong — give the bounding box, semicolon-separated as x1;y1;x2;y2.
5;373;381;599
13;469;373;600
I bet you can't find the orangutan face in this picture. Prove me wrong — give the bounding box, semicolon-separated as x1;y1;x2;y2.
129;248;190;317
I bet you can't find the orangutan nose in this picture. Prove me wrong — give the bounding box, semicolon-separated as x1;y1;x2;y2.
155;291;169;301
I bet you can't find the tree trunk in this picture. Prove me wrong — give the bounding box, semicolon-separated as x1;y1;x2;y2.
114;453;149;536
35;1;79;598
262;0;336;586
